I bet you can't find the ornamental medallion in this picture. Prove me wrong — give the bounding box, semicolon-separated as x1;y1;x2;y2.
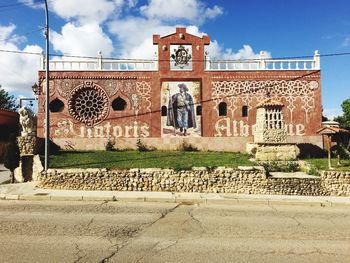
171;45;192;68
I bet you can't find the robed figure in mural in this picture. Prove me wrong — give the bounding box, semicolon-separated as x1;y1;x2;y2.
167;83;197;136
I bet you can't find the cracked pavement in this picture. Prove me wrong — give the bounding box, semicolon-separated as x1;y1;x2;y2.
0;200;349;262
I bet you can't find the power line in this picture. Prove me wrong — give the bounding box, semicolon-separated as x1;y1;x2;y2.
0;49;42;56
0;27;44;43
0;47;349;62
0;0;55;13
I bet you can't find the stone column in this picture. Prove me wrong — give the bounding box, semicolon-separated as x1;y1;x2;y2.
15;107;37;182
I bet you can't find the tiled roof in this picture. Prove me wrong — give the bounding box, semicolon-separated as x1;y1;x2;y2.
256;98;284;108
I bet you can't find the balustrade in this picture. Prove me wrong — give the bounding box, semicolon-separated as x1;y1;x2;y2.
40;50;320;71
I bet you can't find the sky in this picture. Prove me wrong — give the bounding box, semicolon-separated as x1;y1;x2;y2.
0;0;349;119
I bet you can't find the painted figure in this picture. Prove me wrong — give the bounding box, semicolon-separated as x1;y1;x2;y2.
167;83;196;135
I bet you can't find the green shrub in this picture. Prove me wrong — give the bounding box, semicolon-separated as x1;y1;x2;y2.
179;141;198;152
284;161;299;172
105;137;116;151
261;161;299;173
136;139;153;152
307;166;320;176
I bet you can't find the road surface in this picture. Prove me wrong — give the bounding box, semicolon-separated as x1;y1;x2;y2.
0;200;349;263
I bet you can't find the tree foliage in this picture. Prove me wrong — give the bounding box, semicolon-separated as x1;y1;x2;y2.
0;86;18;111
334;98;350;130
4;134;20;172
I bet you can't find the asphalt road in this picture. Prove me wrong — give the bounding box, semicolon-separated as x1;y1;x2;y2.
0;200;349;263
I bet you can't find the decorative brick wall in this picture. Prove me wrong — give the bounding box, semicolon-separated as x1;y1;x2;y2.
37;168;350;196
37;28;323;152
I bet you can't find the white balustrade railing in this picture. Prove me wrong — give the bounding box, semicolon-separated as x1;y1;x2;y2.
41;51;320;71
41;52;159;71
205;50;320;71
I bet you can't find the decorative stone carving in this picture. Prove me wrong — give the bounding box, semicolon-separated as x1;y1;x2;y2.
254;99;286;143
57;79;75;98
247;98;299;161
19;107;35;137
171;45;191;68
136;81;152;112
68;81;109;126
211;80;317;121
17;136;36;156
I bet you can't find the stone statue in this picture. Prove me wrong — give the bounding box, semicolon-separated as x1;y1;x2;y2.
18;107;35;137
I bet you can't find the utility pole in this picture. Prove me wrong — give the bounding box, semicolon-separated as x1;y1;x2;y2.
44;0;50;171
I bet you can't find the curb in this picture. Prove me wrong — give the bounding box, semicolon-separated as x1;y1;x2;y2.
1;193;349;206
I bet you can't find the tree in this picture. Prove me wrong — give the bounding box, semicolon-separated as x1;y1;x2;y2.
0;85;18;111
3;134;20;183
333;98;350;159
334;98;350;130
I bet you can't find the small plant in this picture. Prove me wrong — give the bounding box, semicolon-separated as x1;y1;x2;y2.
261;161;299;173
307;165;320;176
284;161;299;172
136;139;153;152
179;141;198;152
105;137;116;151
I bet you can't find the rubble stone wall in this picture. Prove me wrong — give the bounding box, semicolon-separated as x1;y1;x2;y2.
321;171;350;196
37;168;350;196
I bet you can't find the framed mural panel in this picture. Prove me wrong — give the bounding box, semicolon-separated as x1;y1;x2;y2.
161;81;201;137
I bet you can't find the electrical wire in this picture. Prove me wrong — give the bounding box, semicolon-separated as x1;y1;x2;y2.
0;0;55;13
0;27;44;43
0;48;349;62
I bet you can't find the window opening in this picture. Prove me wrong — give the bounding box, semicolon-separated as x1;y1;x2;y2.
219;102;227;116
112;97;127;111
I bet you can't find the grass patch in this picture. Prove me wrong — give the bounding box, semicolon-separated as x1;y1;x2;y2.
304;158;350;171
49;150;254;170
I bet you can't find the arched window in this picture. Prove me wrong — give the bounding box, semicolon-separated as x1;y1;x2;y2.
218;102;227;116
112;97;127;111
161;106;167;116
242;106;248;117
196;105;202;116
49;98;64;112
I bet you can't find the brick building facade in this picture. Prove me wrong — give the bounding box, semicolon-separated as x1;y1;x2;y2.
37;28;322;151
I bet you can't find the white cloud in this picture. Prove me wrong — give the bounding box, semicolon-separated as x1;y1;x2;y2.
204;5;223;19
109;17;270;62
108;21;206;58
140;0;223;23
0;24;27;45
50;23;113;57
0;24;42;95
108;17;175;58
323;108;342;120
51;0;124;24
342;36;350;47
20;0;267;70
206;40;271;60
22;0;125;24
0;24;16;41
19;0;44;9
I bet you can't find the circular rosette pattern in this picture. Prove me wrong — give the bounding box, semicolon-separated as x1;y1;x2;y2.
68;83;109;126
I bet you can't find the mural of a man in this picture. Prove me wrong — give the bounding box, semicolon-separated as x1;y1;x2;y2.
167;83;196;136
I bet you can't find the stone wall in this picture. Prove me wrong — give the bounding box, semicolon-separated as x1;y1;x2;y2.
36;168;350;196
322;171;350;196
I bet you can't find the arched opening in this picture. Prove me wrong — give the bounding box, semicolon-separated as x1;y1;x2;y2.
196;105;202;116
49;98;64;112
161;106;167;116
218;102;227;116
242;105;248;117
112;97;127;111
